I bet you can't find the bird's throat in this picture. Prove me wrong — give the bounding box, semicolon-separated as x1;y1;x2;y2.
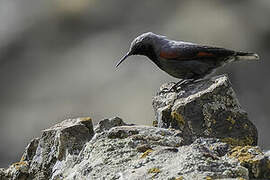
138;44;158;64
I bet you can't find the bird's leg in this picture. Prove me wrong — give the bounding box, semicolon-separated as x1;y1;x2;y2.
170;79;188;91
193;78;205;83
169;79;194;91
162;79;194;93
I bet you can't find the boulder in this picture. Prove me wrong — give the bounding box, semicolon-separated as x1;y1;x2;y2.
1;117;94;180
152;75;258;146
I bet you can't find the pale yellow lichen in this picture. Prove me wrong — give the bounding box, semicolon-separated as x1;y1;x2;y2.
238;177;246;180
153;120;158;127
221;136;254;146
160;131;165;136
227;116;236;125
267;159;270;170
175;176;184;180
20;155;26;162
140;149;153;159
12;161;28;170
148;168;161;174
206;128;212;134
80;117;92;122
171;111;185;126
205;176;212;180
229;146;262;165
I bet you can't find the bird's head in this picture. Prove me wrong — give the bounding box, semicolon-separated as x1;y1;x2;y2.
116;32;159;68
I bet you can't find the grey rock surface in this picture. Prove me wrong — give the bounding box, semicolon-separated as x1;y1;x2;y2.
152;75;258;146
0;117;269;180
0;117;94;180
94;116;132;133
1;76;269;180
228;145;270;179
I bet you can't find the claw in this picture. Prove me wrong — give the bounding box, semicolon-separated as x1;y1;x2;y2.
169;79;194;91
160;79;195;93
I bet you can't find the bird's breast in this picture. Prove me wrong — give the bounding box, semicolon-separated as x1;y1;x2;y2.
157;58;218;79
158;58;190;78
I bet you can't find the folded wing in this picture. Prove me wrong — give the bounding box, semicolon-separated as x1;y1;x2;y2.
159;43;235;61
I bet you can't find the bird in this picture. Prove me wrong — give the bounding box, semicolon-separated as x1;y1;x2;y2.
116;32;259;90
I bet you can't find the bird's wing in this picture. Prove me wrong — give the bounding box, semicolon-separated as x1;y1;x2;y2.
159;42;235;61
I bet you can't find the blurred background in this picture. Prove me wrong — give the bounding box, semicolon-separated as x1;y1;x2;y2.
0;0;269;167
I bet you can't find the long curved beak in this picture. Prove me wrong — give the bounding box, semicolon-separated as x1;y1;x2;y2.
115;52;131;68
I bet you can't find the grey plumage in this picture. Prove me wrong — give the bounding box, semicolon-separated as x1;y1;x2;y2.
116;32;259;81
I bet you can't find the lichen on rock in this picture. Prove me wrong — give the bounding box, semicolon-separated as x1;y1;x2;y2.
0;75;268;180
0;116;269;180
152;75;258;146
229;146;270;179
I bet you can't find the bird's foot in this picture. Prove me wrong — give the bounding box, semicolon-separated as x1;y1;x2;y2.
161;79;194;93
170;79;194;91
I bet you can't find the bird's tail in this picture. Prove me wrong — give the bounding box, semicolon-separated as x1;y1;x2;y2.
235;52;260;61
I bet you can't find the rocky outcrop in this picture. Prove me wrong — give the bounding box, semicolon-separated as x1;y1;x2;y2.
1;117;269;180
0;117;94;180
152;75;257;146
1;75;269;180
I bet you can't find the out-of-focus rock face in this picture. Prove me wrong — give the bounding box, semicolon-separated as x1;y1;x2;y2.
153;75;258;146
0;117;270;180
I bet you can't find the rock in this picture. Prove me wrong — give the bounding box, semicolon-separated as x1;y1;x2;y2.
1;117;94;180
152;75;258;146
1;161;29;180
0;117;269;179
94;116;132;133
0;169;8;180
0;75;267;179
229;146;270;179
20;138;39;162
